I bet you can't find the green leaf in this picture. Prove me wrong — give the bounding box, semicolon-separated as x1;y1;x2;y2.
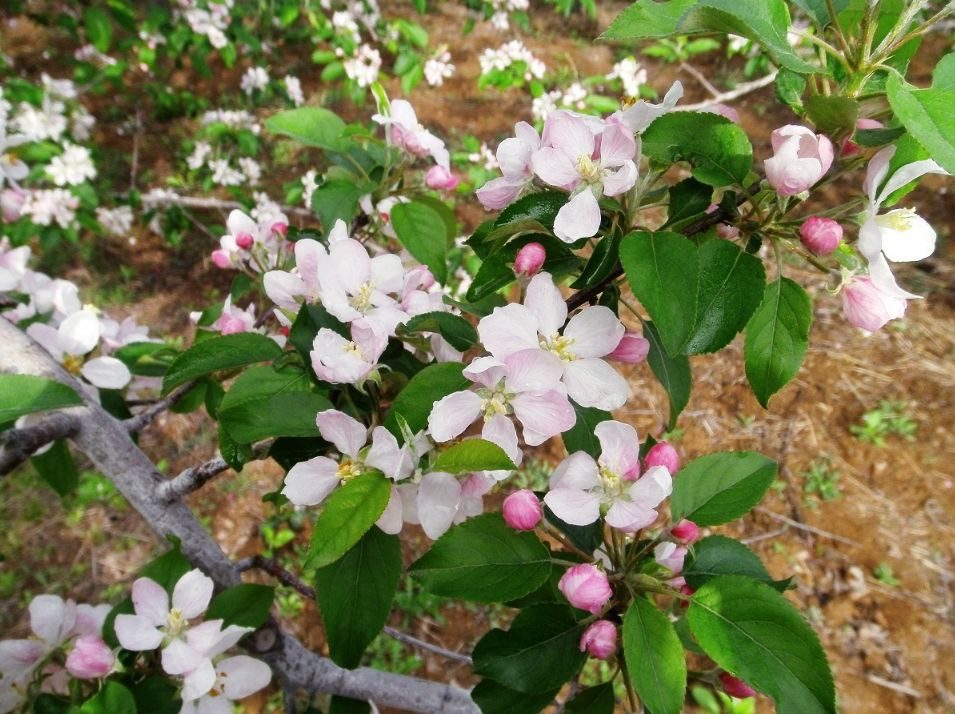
471;680;558;714
83;7;112;53
684;535;791;592
32;441;78;497
643;112;754;187
329;696;372;714
932;53;955;91
315;527;401;669
602;0;699;39
390;201;449;284
218;421;252;471
128;675;180;714
671;451;777;526
571;232;621;289
680;0;820;74
311;181;364;232
744;278;812;407
688;576;836;714
472;604;587;694
162;333;283;394
397;311;477;352
410;513;551;602
432;439;516;474
565;683;615;714
80;682;136;714
0;374;82;422
384;362;469;439
562;401;610;458
620;231;699;356
306;471;392;568
791;0;849;26
218;366;330;443
494;191;568;234
775;69;807;111
887;74;955;175
265;107;346;149
206;584;274;629
684;240;766;355
806;95;860;135
623;597;687;714
645;321;692;431
663;178;712;230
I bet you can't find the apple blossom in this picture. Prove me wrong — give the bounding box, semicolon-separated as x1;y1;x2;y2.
513;242;546;277
65;635;114;679
654;542;688;573
611;81;684;134
477;272;627;410
373;99;450;169
608;331;649;364
532;112;637;241
544;421;672;532
502;489;543;530
310;324;386;384
644;441;680;474
800;216;843;255
179;655;272;712
0;121;29;188
425;165;458;190
720;672;757;699
764;125;834;196
579;620;617;660
671;519;701;544
558;564;612;614
0;243;29;291
476;121;540;210
841;274;907;332
1;188;24;222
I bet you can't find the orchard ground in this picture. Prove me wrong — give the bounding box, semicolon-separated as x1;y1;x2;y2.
1;3;954;713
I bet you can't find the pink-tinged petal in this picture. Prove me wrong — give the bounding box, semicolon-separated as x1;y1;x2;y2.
114;614;164;651
294;238;327;294
599;124;636;167
764;149;822;196
550;451;599;490
601;161;638;196
417;472;461;539
531;147;580;190
58;310;100;355
563;358;629;411
615;81;683;133
397;483;420;525
541;111;595;157
204;624;252;658
605;500;658;532
554;190;601;242
366;427;414;480
26;323;64;361
770;124;814;152
512;390;575;446
0;640;45;679
477;303;539;359
815;134;835;175
29;595;76;648
427;390;483;443
863;146;896;204
226;210;257;239
390;100;418;129
482;413;522;469
524;272;567;336
161;639;204;676
496;136;533;180
543;487;602;526
173;570;214;620
463;356;506;388
370;253;406;294
73;604;110;637
184;620;226;656
595;421;640;478
130;577;169;625
879;159;949;204
218;655;272;700
263;270;306;310
503;349;565;393
565;306;624;358
316;409;368;458
80;356;131;390
628;465;673;509
868;253;920;300
324;239;372;296
476;177;523;210
181;657;217;702
376;487;404;534
281;456;341;506
310;328;374;384
457;473;494;521
514;121;540;149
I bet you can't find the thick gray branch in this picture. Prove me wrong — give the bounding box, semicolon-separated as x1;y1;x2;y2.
0;318;478;713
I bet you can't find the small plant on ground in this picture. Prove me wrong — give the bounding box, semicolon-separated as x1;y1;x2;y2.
802;458;843;509
851;400;918;446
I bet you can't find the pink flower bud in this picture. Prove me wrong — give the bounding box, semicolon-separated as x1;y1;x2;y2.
654;542;688;574
644;442;680;474
841;118;884;157
272;221;288;237
716;223;740;240
211;249;232;269
671;519;700;544
608;331;649;364
219;314;249;335
514;242;546;277
764;125;834;196
65;636;114;679
842;275;906;332
720;672;757;699
425;165;459;191
558;564;612;614
799;216;842;256
235;233;254;250
502;489;543;531
579;620;617;660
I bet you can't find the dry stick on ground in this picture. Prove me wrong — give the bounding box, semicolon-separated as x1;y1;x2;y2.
0;318;479;714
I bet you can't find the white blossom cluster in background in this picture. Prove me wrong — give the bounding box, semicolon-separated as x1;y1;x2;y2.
487;0;529;31
479;40;546;82
200;109;261;134
531;83;592;122
241;66;270;96
187;140;263;187
607;57;648;98
284;75;305;106
424;50;456;87
342;44;383;87
177;0;235;49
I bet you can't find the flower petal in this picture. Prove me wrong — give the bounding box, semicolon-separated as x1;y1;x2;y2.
550;452;599;490
427;390;482;443
172;569;214;620
131;577;169;626
316;409;368;458
543;487;601;526
417;472;460;539
524;272;567;336
281;456;341;506
477;303;539;360
81;356;131;390
511;390;575;446
553;189;601;242
595;421;640;478
563;358;629;411
219;655;273;700
564;306;624;358
114;614;164;651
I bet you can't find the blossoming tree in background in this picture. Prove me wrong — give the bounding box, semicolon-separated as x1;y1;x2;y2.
2;0;955;713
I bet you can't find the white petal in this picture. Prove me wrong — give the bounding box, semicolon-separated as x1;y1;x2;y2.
57;310;100;355
281;456;341;506
219;655;273;700
877;210;937;262
114;614;163;651
131;577;169;626
477;303;539;360
565;306;624;358
181;657;217;702
481;413;522;468
543;487;602;526
563;358;628;411
80;356;131;389
427;390;482;443
503;349;565;393
553;190;601;242
417;472;461;539
877;159;948;206
605;500;658;532
172;569;214;620
161;639;204;676
595;421;640;478
316;409;368;458
376;487;404;534
511;390;576;446
524;272;567;336
628;465;673;509
29;594;75;647
550;452;599;490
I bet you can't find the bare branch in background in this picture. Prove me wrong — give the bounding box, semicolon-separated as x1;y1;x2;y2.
677;71;779;112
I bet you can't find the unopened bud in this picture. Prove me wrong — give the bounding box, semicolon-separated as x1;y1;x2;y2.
799;216;842;256
272;221;288;237
502;489;543;531
558;564;612;614
514;242;546;277
425;165;459;191
65;636;114;679
608;331;649;364
579;620;617;660
235;233;254;250
671;519;700;544
720;673;757;699
716;223;740;240
210;249;232;269
644;441;680;474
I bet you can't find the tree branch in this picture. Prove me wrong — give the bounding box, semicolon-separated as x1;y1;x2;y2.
0;412;80;475
676;71;778;112
0;319;478;714
141;192;312;218
124;381;199;433
158;440;272;502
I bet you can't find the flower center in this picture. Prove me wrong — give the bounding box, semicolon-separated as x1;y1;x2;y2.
166;608;187;638
575;155;602;184
876;208;918;232
62;354;84;375
341;340;365;359
337;458;362;482
350;281;376;314
477;388;512;421
541;332;576;362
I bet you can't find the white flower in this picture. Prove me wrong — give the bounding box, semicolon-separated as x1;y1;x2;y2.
343;45;382;88
20;189;78;229
186;141;213;170
46;143;96;186
284;75;305;106
479;41;546;80
179;656;271;712
13;99;68;142
201;110;260;133
238;157;261;184
301;169;318;207
607;57;647;98
41;74;77;100
96;206;134;236
69;106;96;141
209;159;245;187
424;51;455;87
240;67;270;95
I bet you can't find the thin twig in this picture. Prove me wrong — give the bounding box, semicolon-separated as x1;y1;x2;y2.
382;627;473;666
0;412;81;475
866;674;923;698
741;526;790;545
676;71;779;112
754;507;859;546
124;381;198;433
158;440;273;502
141;192;312;217
680;62;721;98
